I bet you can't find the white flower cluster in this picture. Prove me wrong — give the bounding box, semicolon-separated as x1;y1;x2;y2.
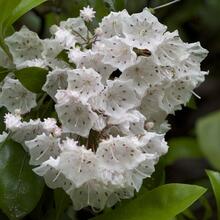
0;6;208;211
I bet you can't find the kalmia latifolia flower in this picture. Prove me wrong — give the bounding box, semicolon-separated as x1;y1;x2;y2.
1;6;208;211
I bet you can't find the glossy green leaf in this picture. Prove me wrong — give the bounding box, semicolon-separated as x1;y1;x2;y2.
5;0;47;31
165;137;203;165
0;139;44;219
206;170;220;220
92;184;206;220
0;0;21;27
196;110;220;170
14;67;48;93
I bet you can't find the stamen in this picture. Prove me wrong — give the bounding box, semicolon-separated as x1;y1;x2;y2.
190;90;201;99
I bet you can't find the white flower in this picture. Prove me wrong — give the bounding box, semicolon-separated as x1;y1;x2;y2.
5;26;44;66
67;67;104;101
108;110;146;135
152;31;189;66
9;118;45;146
98;10;129;38
42;69;68;100
55;90;98;137
95;37;137;71
25;133;61;165
94;27;103;36
42;39;63;59
33;157;73;190
98;167;125;186
0;77;37;114
50;26;76;49
58;140;98;187
45;58;70;70
185;42;209;67
55;17;91;45
139;132;168;156
54;89;75;103
126;155;156;191
96;136;146;172
122;9;166;50
16;58;47;70
120;57;174;97
67;180;111;211
80;6;96;22
91;79;140;118
69;50;116;84
68;47;85;64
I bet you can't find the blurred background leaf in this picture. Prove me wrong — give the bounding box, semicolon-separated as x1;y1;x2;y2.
14;67;48;93
196;111;220;171
165;137;203;166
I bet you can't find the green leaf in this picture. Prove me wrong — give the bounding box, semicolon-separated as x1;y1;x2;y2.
206;170;220;220
92;184;206;220
165;137;203;165
0;139;44;219
5;0;47;32
114;0;126;11
57;50;76;68
126;0;147;13
14;67;48;93
0;0;21;27
54;189;72;220
89;0;109;21
0;66;10;82
196;110;220;170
